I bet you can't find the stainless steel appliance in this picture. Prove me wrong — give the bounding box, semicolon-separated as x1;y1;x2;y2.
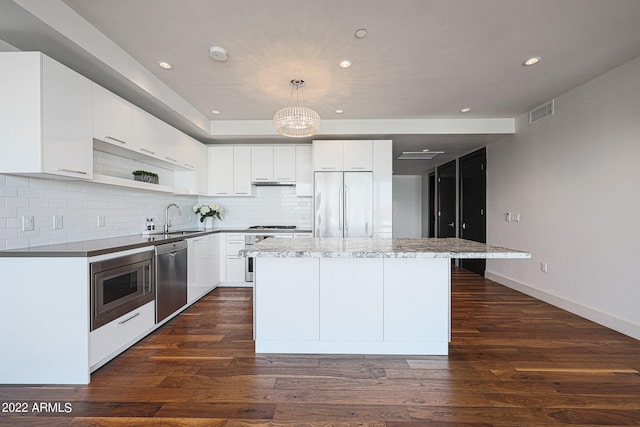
244;226;296;282
90;250;155;331
314;171;373;237
155;240;188;323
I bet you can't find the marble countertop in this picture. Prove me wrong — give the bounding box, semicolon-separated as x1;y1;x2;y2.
240;237;531;259
0;227;312;258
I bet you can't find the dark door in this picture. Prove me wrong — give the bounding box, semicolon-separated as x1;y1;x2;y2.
437;160;456;238
428;173;435;237
459;148;486;275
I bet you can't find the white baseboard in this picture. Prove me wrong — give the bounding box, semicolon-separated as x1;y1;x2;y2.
485;270;640;341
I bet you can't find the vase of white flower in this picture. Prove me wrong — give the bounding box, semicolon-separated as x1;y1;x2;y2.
193;203;224;229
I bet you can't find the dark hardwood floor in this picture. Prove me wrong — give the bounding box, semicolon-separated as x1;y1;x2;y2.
2;268;640;426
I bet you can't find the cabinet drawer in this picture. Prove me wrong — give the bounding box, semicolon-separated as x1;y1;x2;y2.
226;241;245;256
89;301;155;368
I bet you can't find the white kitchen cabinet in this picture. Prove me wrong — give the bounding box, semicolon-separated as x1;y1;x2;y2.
92;84;132;148
209;146;234;195
224;233;247;284
251;145;274;182
313;140;344;171
187;233;220;304
89;301;155;369
373;139;393;235
210;146;252;197
251;145;296;183
295;145;313;196
0;52;93;179
233;146;252;196
312;140;373;171
319;258;383;341
255;258;320;341
273;145;296;182
343;140;373;171
131;107;164;159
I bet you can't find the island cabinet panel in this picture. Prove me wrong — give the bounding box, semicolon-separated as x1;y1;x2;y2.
383;258;450;342
255;258;319;341
319;258;383;341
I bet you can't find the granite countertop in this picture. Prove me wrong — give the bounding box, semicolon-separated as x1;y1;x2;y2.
0;227;312;258
240;237;531;259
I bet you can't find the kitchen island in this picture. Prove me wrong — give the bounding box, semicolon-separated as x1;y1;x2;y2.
241;237;530;355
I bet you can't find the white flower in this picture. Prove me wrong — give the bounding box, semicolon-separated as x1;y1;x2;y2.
192;204;199;213
200;205;211;214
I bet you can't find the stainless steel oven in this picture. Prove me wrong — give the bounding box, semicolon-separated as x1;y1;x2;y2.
245;229;295;282
90;250;155;330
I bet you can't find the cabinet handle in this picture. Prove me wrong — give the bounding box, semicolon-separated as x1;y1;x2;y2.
321;167;336;170
165;157;178;163
236;192;249;195
216;192;229;195
351;167;367;170
105;136;127;145
277;178;292;181
118;312;140;325
184;163;194;169
56;168;88;175
139;148;156;155
254;178;269;181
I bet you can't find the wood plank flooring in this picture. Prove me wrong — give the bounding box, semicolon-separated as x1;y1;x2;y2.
2;268;640;426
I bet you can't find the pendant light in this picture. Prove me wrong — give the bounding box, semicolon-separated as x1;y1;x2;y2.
273;79;321;137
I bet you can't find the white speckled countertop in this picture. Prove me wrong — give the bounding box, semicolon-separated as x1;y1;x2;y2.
239;237;531;259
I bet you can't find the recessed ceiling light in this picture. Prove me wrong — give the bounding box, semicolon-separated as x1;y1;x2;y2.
355;28;367;39
339;59;352;69
522;56;541;66
460;107;471;113
157;61;173;70
211;110;221;115
335;109;344;114
209;46;228;62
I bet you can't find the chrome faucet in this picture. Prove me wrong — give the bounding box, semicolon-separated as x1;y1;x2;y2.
164;203;182;233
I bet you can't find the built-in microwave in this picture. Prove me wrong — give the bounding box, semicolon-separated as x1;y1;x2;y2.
90;250;155;330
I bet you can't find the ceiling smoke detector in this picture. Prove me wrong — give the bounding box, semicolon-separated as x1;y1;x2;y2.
209;46;228;61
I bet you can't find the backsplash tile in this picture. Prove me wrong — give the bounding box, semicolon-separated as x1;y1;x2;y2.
0;173;312;251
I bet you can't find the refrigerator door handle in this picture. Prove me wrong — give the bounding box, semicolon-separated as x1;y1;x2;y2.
338;184;343;232
344;184;349;234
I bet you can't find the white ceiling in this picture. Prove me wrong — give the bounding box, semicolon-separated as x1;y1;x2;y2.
2;0;640;174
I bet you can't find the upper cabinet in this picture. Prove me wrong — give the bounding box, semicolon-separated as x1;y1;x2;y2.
313;140;373;171
0;52;93;179
295;145;313;197
251;145;296;183
209;146;252;196
93;84;133;149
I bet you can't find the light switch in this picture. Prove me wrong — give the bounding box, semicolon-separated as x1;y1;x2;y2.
53;215;63;229
97;215;105;227
21;215;34;231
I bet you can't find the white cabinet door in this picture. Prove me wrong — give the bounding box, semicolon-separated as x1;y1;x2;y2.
383;258;450;342
92;84;132;148
194;141;209;195
251;146;274;182
41;55;94;179
313;140;343;171
187;235;219;303
225;233;246;283
209;146;234;196
319;258;383;341
233;146;252;196
295;145;313;196
343;140;373;171
0;53;93;179
273;145;296;182
131;107;162;158
255;258;320;341
373;140;393;235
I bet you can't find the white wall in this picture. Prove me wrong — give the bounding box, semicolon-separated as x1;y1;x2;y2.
392;175;422;238
486;55;640;339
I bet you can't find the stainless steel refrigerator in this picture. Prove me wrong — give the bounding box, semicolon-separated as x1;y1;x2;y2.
314;171;373;237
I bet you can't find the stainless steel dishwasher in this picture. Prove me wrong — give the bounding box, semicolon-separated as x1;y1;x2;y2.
155;240;188;323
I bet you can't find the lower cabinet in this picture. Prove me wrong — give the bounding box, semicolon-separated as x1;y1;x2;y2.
187;233;220;303
224;233;247;284
89;301;155;370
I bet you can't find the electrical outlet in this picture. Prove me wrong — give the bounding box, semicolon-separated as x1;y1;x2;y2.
514;213;521;222
505;212;512;222
21;215;34;231
541;262;548;273
97;215;105;227
53;215;63;229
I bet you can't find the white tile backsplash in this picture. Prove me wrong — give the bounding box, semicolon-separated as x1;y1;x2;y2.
0;173;313;250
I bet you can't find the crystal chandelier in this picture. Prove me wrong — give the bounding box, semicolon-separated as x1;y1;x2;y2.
273;79;321;137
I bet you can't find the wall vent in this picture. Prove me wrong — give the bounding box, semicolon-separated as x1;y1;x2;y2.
529;100;554;124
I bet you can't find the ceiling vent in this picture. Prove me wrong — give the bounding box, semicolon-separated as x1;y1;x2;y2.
397;151;444;160
529;100;554;124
